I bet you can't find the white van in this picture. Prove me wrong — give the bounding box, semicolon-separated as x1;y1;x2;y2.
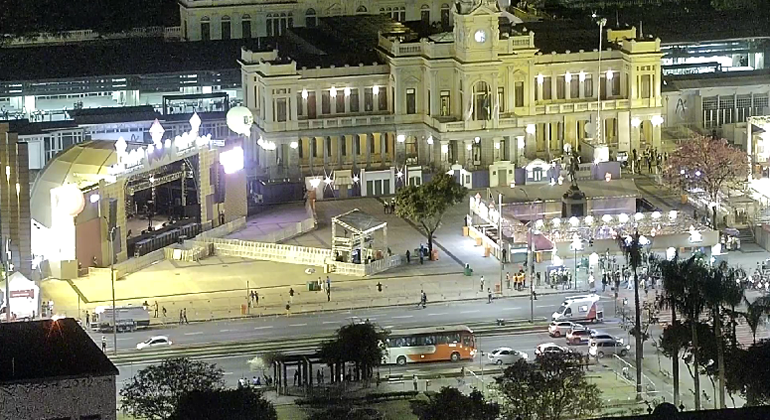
552;294;604;323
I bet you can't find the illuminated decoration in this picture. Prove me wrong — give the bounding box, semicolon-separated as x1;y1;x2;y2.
552;217;561;227
89;194;100;204
568;216;579;227
344;87;351;96
651;115;664;126
474;136;481;144
631;117;642;128
570;234;583;250
601;214;613;223
15;182;20;195
427;136;434;145
164;139;171;149
535;219;544;229
372;85;379;95
558;175;564;185
190;112;202;134
651;211;661;220
639;235;650;246
226;107;254;136
666;247;676;261
584;215;594;225
309;178;321;189
219;146;245;174
537;74;544;84
634;212;645;221
669;210;678;220
589;252;599;266
397;134;406;143
330;87;337;98
441;144;448;154
290;141;299;149
352;174;360;183
553;253;563;266
526;124;536;135
466;144;472;151
579;71;586;82
689;225;702;243
606;69;613;80
149;119;165;150
565;72;572;82
494;142;500;150
605;172;611;182
301;89;309;99
53;184;86;217
324;176;333;185
149;176;155;184
396;170;403;178
618;213;629;223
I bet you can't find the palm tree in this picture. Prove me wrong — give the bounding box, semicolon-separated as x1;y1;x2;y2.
677;258;709;410
742;296;770;345
617;231;644;401
702;262;745;408
654;254;696;407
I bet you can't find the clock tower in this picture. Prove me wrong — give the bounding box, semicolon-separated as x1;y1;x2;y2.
453;0;501;62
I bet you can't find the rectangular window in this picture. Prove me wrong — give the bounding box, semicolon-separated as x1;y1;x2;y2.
405;137;418;164
406;88;416;114
341;137;347;156
641;75;651;99
307;91;316;119
311;138;318;158
534;78;539;101
274;98;287;122
542;77;552;100
221;21;231;40
326;137;332;157
299;139;304;158
556;76;566;100
297;93;303;116
421;9;430;23
515;82;524;107
612;76;621;97
356;136;363;155
322;91;331;114
441;8;450;28
242;20;251;38
471;142;481;163
584;75;593;98
369;135;375;154
497;87;505;113
440;90;450;116
385;135;390;153
201;23;210;41
336;92;345;113
570;78;579;99
364;88;374;111
378;89;388;111
350;88;359;112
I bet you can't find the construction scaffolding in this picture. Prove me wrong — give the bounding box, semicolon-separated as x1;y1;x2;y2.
330;209;388;264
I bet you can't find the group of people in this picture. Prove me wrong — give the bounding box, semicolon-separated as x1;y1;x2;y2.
238;375;273;388
382;198;397;214
630;147;667;175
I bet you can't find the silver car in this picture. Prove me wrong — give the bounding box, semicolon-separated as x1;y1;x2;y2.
589;340;630;358
487;347;528;365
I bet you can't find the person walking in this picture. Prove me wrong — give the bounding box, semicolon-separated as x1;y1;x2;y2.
317;369;323;385
326;287;331;302
255;291;259;306
183;308;189;324
85;311;90;327
406;249;411;263
179;309;184;325
289;287;295;304
101;336;107;353
286;302;291;316
153;301;159;318
480;275;485;292
487;288;493;304
326;276;331;292
162;306;167;320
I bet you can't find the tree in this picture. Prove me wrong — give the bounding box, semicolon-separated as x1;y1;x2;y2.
120;357;225;420
663;135;748;228
725;340;770;405
742;296;770;345
395;173;468;254
171;388;277;420
495;354;602;420
702;262;745;408
411;387;500;420
319;322;386;381
617;231;645;401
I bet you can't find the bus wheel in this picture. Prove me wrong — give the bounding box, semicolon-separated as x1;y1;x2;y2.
450;352;461;362
396;356;407;366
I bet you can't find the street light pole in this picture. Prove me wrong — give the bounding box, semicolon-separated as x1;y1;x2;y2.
498;194;503;295
4;164;10;322
596;17;607;144
109;226;117;356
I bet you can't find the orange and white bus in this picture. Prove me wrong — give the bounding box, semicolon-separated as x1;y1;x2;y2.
382;325;477;365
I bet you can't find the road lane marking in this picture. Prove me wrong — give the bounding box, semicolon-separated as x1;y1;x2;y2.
427;313;447;316
460;310;480;314
536;305;552;308
383;325;394;329
184;331;204;336
289;323;308;327
223;372;234;375
502;307;522;311
391;315;413;319
254;326;274;330
322;321;339;324
220;329;231;333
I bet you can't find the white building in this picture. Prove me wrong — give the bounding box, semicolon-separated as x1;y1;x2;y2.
0;318;118;420
240;0;664;193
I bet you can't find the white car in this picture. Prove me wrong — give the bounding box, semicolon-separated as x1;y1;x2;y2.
548;321;584;337
136;336;172;350
487;347;528;365
535;342;570;357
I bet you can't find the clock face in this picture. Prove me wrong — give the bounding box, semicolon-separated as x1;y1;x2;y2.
474;29;486;43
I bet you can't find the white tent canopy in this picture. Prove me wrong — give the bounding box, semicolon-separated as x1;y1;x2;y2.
0;272;41;320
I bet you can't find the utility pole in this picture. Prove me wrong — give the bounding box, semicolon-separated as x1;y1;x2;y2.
109;226;117;356
3;163;11;322
497;194;503;295
527;225;535;323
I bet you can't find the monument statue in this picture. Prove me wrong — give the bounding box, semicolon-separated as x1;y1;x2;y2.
567;148;580;189
456;0;481;14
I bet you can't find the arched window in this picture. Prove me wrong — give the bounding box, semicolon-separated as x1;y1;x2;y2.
241;14;252;39
356;5;367;13
440;3;450;29
267;12;293;36
221;15;231;40
305;8;317;28
473;81;491;121
200;16;211;41
420;4;430;23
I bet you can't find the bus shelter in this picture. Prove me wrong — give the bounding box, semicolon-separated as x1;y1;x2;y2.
331;209;387;264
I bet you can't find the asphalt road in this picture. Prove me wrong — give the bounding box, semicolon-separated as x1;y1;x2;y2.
116;323;629;389
91;292;615;352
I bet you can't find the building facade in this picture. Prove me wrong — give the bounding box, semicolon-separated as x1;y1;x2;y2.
241;0;664;193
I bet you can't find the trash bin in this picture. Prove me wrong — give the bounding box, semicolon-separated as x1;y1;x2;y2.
464;265;473;276
307;281;315;292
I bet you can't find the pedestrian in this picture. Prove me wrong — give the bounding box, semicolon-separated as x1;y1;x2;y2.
289;287;295;303
153;301;159;318
179;309;184;325
406;249;411;263
286;302;291;316
532;290;538;300
162;306;167;319
317;369;322;385
183;308;189;324
419;250;424;265
487;288;493;304
326;276;331;292
320;369;325;384
413;374;418;391
326;287;331;302
85;311;90;326
294;370;299;386
480;275;485;292
255;291;259;306
101;336;107;353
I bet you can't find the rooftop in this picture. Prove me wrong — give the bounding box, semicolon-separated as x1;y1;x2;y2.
333;209;387;234
518;19;616;53
0;38;273;82
662;69;770;92
0;318;118;383
493;179;640;203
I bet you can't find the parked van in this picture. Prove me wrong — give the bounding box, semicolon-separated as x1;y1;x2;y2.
552;294;604;323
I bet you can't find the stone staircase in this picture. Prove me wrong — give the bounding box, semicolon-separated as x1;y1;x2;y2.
738;227;766;253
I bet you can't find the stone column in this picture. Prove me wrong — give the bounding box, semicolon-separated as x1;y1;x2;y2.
463;139;473;167
652;123;662;150
617;111;631;154
380;132;387;164
516;135;525;164
439;140;449;167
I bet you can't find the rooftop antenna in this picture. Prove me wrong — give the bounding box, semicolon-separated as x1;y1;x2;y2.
639;21;643;38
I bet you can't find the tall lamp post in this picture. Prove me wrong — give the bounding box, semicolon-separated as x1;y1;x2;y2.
570;234;583;290
497;194;504;295
108;226;117;355
4;165;11;321
596;17;608;144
